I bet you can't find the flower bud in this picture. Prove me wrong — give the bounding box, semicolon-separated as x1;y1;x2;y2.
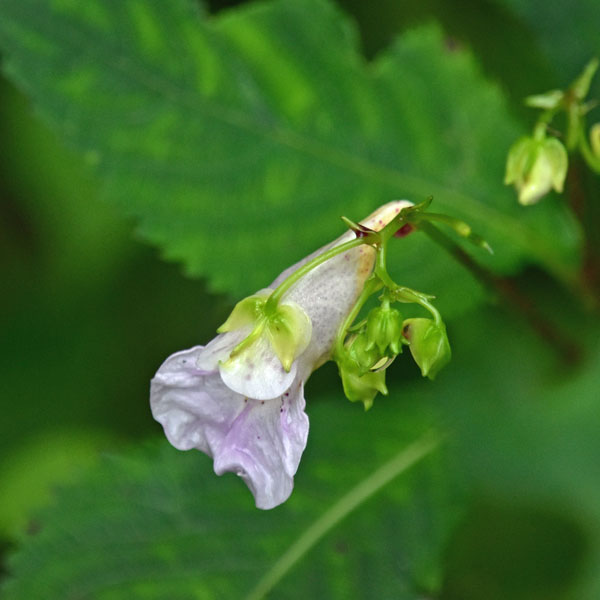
338;361;388;410
402;318;451;380
365;304;404;356
218;290;312;373
505;136;568;205
346;332;380;375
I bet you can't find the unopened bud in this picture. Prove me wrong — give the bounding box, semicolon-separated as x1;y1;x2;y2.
403;318;451;380
365;304;404;356
338;362;388;410
346;333;380;375
505;136;568;205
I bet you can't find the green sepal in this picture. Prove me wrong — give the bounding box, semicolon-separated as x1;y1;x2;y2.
524;90;564;110
346;333;380;376
217;292;270;333
415;213;493;254
365;305;404;356
504;136;537;186
338;362;388;410
218;291;311;373
267;303;312;372
543;137;569;193
403;318;451;380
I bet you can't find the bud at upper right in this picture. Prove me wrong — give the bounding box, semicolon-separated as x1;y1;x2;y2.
505;136;568;205
403;318;451;380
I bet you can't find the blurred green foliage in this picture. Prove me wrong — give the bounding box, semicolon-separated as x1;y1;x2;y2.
0;0;599;598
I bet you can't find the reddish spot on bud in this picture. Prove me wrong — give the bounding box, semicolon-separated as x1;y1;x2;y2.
394;224;415;238
402;324;411;339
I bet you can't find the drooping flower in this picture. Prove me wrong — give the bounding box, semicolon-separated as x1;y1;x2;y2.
504;135;568;205
150;200;411;509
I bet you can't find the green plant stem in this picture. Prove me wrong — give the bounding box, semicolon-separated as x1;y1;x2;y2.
243;430;442;600
334;276;383;358
267;237;367;310
577;126;600;173
374;238;443;325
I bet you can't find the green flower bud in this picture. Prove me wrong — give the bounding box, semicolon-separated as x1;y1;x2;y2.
365;304;403;356
505;136;568;205
346;333;380;375
218;290;312;373
218;292;270;333
338;361;388;411
403;318;451;380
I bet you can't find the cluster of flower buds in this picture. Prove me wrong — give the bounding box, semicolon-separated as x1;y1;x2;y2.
336;300;404;410
335;294;451;410
505;57;600;205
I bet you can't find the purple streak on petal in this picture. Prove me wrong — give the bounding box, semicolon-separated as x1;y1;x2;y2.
150;346;309;510
214;379;308;509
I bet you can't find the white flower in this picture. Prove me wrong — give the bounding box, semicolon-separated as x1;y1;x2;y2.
150;200;411;509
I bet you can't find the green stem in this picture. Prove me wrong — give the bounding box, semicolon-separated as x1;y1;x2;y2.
267;238;367;310
243;431;442;600
374;236;442;325
577;126;600;173
334;276;382;358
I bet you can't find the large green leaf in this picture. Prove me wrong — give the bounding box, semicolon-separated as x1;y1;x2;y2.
1;398;459;600
4;303;600;599
0;0;581;301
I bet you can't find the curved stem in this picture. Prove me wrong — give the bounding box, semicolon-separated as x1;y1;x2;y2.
577;126;600;173
243;430;443;600
334;275;383;358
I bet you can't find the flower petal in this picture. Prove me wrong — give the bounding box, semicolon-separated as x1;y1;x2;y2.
150;346;309;509
219;331;298;400
213;378;308;510
150;346;243;453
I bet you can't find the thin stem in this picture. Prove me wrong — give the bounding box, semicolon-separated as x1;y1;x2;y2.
243;431;442;600
374;236;442;324
334;276;382;358
577;126;600;173
267;237;367;309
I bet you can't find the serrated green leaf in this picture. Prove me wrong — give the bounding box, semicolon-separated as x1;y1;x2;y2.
0;0;581;299
1;400;460;600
